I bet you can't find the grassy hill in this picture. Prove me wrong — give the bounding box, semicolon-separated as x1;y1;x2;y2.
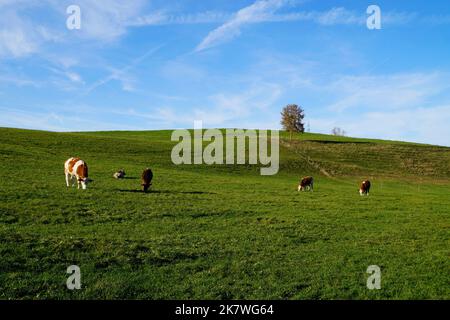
0;127;449;299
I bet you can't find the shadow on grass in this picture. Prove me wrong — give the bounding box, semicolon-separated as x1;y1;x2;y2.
114;177;139;180
116;189;216;195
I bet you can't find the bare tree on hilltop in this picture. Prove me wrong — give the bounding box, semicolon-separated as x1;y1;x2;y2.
332;127;347;137
281;104;305;140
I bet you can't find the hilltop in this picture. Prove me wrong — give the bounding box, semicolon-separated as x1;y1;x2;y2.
2;127;448;179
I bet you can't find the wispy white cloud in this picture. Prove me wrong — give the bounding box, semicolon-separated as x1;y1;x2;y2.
324;72;449;112
197;52;450;145
130;6;416;30
0;0;39;9
128;11;232;27
63;0;147;42
192;82;283;126
0;74;40;87
302;71;450;146
195;0;288;52
0;106;142;132
0;1;434;60
108;80;283;130
287;8;416;26
421;14;450;25
0;11;39;58
65;71;83;83
0;106;68;131
0;2;63;59
0;0;148;59
39;67;84;92
310;105;450;147
161;59;206;81
83;44;163;95
194;4;418;52
304;7;363;25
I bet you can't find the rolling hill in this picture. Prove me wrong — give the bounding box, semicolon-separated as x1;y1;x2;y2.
0;127;449;299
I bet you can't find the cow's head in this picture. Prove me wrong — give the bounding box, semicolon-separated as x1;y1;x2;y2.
142;182;152;193
79;177;92;189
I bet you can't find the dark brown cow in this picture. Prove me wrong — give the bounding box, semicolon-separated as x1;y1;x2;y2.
141;168;153;192
298;176;314;192
359;180;371;196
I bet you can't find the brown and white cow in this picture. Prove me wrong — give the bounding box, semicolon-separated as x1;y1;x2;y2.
298;176;314;192
359;180;371;196
65;157;90;189
141;168;153;192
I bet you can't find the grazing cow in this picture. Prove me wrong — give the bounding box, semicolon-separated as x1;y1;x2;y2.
298;176;314;192
64;157;90;189
141;168;153;192
359;180;371;196
113;169;126;179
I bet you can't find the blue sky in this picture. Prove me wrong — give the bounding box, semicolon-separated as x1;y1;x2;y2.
1;0;450;146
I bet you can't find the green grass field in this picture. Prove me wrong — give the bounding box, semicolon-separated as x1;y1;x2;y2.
0;127;449;299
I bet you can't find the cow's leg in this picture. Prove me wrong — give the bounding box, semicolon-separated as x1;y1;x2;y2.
65;171;70;187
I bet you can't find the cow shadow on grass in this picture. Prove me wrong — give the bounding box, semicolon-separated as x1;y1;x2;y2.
116;189;216;195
